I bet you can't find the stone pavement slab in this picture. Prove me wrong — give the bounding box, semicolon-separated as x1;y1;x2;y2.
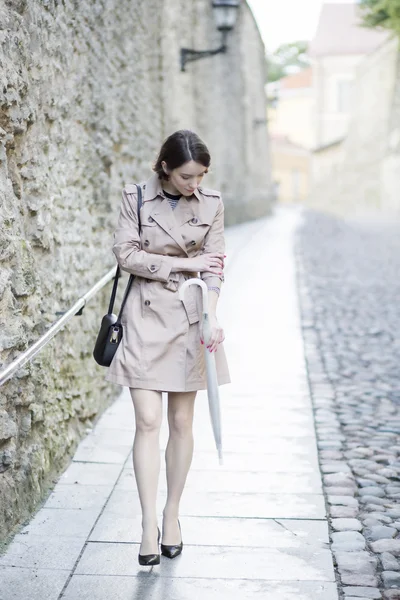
59;461;122;486
90;514;329;547
98;484;325;520
75;541;334;581
19;507;102;539
0;210;338;600
120;465;323;494
61;576;339;600
0;567;69;600
44;484;112;510
0;535;84;570
188;450;319;472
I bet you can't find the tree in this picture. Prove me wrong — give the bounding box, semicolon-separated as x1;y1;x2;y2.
359;0;400;35
267;41;310;83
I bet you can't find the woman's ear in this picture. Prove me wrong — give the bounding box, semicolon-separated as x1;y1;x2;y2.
161;161;169;176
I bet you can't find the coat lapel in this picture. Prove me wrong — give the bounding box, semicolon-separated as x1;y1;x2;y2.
174;196;197;226
149;198;189;256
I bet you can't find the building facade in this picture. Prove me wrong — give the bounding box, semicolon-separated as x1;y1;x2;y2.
267;68;313;203
309;3;387;186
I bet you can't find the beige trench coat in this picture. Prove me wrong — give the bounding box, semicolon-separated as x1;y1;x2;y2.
105;173;231;392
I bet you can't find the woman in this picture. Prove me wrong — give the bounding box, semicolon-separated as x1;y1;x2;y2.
106;130;230;566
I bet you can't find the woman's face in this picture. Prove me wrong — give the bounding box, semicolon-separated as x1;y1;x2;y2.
162;160;208;196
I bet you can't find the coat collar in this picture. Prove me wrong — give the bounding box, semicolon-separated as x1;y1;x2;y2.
143;172;202;203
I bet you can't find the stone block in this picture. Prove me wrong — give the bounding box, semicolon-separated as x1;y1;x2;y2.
345;598;378;600
335;551;377;586
370;539;400;556
363;526;397;542
381;552;400;571
328;495;359;506
324;473;356;487
332;518;363;532
359;487;386;498
331;505;359;518
360;496;387;506
322;462;351;473
382;571;400;587
332;531;366;552
342;587;381;599
383;591;400;599
329;486;357;496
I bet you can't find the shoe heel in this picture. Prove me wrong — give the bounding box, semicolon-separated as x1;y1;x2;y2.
138;527;161;566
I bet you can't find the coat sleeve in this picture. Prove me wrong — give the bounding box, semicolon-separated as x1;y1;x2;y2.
200;197;225;290
113;188;174;282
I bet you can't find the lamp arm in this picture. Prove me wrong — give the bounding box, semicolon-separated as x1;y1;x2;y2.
180;30;228;72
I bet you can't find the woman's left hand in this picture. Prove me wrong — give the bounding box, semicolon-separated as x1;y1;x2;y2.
201;315;225;353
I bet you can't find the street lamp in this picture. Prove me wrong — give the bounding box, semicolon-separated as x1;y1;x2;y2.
180;0;240;72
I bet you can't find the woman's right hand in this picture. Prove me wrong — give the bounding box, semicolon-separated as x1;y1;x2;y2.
173;253;225;275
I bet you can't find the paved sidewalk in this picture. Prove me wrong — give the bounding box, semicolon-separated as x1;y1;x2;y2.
0;207;338;600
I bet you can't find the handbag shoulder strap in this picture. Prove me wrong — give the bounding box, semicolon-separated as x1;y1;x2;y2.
108;184;143;316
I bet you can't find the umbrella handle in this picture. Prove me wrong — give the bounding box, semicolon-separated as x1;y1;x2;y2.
179;278;211;343
179;278;209;315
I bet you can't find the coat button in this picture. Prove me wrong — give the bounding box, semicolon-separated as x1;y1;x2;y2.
144;240;150;246
144;300;151;306
148;216;154;223
191;217;198;224
150;265;156;271
190;240;196;246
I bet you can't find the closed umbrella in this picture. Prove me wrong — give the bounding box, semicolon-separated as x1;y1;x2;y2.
179;278;223;465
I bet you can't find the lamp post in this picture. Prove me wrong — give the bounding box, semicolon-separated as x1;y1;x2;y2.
180;0;240;72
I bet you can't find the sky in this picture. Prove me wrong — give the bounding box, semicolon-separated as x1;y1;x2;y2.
247;0;357;52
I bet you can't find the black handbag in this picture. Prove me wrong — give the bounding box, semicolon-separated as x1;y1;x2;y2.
93;184;142;367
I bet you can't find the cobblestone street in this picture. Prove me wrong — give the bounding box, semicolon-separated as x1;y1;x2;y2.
296;209;400;600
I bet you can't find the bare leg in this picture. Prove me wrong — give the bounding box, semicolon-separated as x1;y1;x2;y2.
162;391;196;545
130;389;163;556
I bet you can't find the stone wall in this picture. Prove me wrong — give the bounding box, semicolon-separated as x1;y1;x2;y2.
0;0;272;542
309;38;400;218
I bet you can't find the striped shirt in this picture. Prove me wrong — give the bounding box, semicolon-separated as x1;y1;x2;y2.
163;190;182;210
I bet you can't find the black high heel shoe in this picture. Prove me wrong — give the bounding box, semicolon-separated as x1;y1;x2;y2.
138;527;160;566
161;520;183;559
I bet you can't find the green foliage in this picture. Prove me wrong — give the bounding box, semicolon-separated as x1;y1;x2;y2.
267;41;309;83
359;0;400;35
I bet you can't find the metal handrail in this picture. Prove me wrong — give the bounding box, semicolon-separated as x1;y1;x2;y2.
0;266;117;387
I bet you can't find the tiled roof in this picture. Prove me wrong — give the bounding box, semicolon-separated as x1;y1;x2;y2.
309;3;388;57
280;68;313;89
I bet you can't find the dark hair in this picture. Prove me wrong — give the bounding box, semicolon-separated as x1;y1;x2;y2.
153;130;211;180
